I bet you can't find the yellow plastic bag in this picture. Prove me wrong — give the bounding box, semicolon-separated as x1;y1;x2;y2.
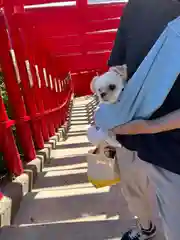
87;145;120;188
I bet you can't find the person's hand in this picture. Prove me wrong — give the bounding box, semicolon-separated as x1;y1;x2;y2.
104;145;116;159
104;145;116;151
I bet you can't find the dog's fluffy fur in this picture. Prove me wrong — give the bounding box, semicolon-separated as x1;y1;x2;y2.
90;65;127;104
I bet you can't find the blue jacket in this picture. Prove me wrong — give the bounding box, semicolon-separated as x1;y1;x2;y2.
96;18;180;130
106;0;180;175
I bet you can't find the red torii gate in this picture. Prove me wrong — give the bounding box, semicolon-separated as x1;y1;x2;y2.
23;0;125;94
0;0;126;199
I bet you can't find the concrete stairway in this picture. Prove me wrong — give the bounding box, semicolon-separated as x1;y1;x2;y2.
0;97;164;240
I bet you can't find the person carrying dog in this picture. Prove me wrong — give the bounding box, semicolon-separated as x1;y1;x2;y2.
108;0;180;239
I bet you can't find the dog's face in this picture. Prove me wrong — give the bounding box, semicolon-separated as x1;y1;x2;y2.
90;68;126;104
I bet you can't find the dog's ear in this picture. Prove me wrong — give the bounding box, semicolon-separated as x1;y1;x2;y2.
118;64;127;72
90;76;99;93
119;65;128;81
109;65;128;81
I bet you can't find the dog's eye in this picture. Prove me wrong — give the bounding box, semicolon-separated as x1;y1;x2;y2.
109;84;116;91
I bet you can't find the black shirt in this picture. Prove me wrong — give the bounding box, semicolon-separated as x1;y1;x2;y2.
138;75;180;174
108;0;180;174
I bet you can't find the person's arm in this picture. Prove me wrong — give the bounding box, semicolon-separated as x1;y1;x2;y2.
112;109;180;135
108;5;128;67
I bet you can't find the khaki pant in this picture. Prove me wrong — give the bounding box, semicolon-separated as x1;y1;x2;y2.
116;147;157;229
138;158;180;240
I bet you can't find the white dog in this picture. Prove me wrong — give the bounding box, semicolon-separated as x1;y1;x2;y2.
87;65;127;148
90;65;127;104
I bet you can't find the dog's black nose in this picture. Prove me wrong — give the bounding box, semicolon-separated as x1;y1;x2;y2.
100;92;107;98
109;84;116;91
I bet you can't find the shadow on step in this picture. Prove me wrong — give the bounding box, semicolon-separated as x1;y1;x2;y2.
68;132;87;137
71;109;87;112
71;114;88;117
45;156;86;168
1;219;123;240
68;130;88;134
68;130;87;136
12;190;125;225
1;220;165;240
55;142;92;150
34;171;88;189
69;122;89;126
